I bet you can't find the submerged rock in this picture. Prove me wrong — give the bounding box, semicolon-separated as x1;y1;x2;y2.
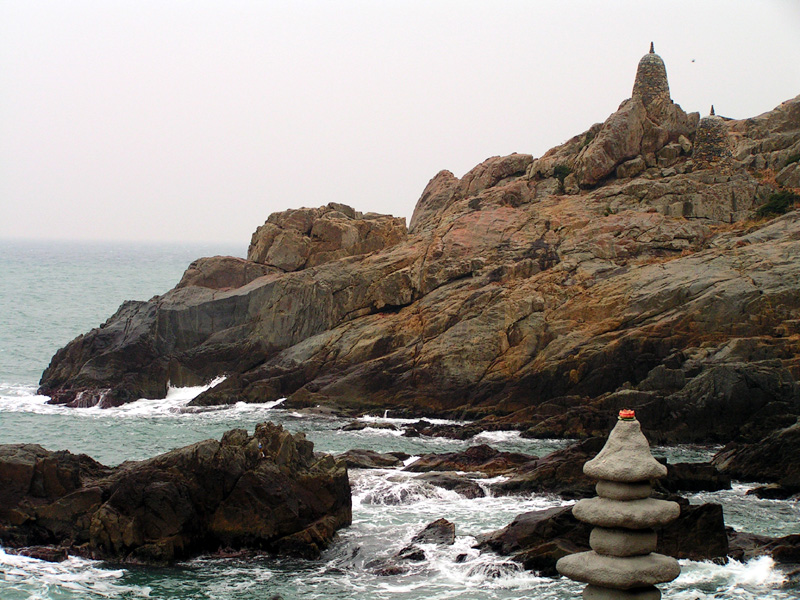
0;423;351;564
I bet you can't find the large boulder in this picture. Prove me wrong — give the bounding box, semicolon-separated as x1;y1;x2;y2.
0;423;351;564
247;202;407;271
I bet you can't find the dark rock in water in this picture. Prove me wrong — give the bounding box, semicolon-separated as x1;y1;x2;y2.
6;546;69;562
403;445;536;476
770;535;800;564
656;462;731;493
746;483;795;500
365;518;457;576
712;420;800;493
477;499;731;576
416;472;486;499
0;423;351;565
492;438;604;499
475;506;591;577
655;502;728;561
336;448;403;469
727;529;776;562
341;421;399;432
411;518;456;545
395;544;426;561
402;421;490;440
728;530;800;564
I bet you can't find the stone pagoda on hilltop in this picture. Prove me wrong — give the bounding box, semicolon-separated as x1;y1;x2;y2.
632;42;670;108
556;410;681;599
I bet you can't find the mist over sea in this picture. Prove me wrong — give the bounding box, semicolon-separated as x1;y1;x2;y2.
0;239;798;599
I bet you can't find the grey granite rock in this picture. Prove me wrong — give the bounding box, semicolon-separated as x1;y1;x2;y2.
583;584;661;600
596;481;652;501
572;497;680;529
590;527;657;557
583;420;667;483
556;551;680;589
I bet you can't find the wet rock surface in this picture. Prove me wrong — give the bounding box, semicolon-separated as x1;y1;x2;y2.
403;445;536;476
476;506;591;577
491;437;602;499
415;472;486;499
712;419;800;493
0;423;351;564
336;448;404;469
411;518;456;545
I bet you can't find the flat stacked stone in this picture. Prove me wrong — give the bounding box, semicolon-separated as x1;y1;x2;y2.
556;410;680;599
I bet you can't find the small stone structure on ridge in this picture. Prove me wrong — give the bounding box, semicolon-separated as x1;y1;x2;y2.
556;410;681;599
693;105;733;167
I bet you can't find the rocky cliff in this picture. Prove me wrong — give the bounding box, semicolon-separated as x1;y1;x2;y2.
38;48;800;445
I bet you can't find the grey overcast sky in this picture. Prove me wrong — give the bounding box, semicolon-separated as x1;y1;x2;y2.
1;1;799;244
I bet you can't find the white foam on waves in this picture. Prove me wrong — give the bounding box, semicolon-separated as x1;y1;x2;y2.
359;414;466;426
471;430;522;444
0;547;151;598
668;556;790;599
0;376;286;419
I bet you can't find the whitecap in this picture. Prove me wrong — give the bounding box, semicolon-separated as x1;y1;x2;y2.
359;414;467;426
471;430;522;444
0;547;151;598
667;556;789;600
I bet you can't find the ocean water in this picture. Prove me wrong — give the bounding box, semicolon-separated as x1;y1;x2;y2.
0;240;798;599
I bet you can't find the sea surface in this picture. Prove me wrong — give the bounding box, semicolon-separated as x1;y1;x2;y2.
0;239;798;599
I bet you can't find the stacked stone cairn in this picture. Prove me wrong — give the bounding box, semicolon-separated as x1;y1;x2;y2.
693;105;733;167
556;410;681;600
632;42;670;107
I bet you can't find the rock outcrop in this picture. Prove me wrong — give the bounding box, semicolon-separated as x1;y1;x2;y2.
247;203;407;272
712;419;800;493
37;50;800;459
0;423;351;564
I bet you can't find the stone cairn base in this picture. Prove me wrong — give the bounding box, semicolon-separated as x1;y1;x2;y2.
556;410;681;599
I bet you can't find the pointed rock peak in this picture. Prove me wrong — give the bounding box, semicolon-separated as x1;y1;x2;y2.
650;41;655;54
583;414;668;483
710;104;716;116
